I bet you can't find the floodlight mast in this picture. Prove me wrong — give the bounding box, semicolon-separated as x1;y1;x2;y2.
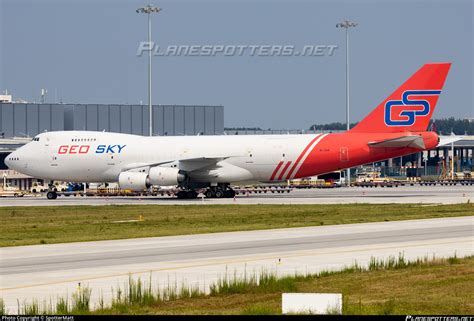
336;20;357;186
136;5;162;137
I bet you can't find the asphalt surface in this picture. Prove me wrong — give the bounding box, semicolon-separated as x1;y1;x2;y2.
1;185;473;206
1;216;472;313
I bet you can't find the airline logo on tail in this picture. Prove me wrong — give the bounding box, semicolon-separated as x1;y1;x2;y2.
384;90;441;126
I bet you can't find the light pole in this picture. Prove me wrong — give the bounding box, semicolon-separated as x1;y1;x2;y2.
450;131;455;179
424;156;427;177
336;20;357;186
136;4;162;137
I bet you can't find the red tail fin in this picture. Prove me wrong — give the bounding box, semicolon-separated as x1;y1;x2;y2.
350;63;451;133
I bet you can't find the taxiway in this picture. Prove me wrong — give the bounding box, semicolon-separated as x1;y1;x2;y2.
1;216;472;314
0;185;472;206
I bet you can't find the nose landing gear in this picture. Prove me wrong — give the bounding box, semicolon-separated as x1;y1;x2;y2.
46;191;58;199
46;181;58;199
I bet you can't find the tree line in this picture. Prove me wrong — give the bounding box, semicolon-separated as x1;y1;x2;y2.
309;118;473;135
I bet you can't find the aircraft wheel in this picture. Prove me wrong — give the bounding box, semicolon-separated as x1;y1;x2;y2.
205;189;215;198
176;191;186;199
225;189;236;198
46;191;57;200
186;191;198;199
214;190;224;198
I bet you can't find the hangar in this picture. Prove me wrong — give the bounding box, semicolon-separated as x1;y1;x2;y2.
0;103;224;138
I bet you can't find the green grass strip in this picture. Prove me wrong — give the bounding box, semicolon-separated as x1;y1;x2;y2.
0;203;472;247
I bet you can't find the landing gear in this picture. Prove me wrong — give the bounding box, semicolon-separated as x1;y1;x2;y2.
224;188;236;198
46;191;58;200
46;180;58;200
47;181;58;192
175;180;235;199
205;185;235;198
205;189;215;198
176;190;198;199
214;189;224;198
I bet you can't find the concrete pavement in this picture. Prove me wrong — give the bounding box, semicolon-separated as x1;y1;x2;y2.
1;216;472;314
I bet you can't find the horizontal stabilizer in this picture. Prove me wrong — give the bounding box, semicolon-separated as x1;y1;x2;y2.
368;135;425;149
437;135;463;147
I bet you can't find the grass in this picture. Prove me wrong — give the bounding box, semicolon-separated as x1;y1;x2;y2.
209;269;300;295
0;298;5;315
0;203;472;247
7;254;473;315
13;286;92;315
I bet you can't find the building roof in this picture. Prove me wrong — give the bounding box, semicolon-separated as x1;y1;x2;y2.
0;137;32;153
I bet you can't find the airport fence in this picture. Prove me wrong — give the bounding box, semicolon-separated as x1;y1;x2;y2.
369;166;474;179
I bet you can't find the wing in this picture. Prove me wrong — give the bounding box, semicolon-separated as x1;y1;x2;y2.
179;157;231;171
121;156;236;172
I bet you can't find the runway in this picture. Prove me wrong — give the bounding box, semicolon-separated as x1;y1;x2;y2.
1;185;473;206
1;216;472;314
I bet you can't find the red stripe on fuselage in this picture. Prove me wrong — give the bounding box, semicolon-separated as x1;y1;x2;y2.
270;160;284;181
285;134;322;180
278;161;292;181
293;131;438;179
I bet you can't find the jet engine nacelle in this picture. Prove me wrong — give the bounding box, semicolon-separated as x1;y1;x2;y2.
148;166;185;186
118;172;150;191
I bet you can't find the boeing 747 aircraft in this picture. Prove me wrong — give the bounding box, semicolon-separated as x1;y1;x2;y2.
6;63;451;199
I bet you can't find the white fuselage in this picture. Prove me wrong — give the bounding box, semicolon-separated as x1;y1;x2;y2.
5;131;327;184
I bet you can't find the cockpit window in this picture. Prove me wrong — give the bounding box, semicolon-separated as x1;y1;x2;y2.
32;137;40;141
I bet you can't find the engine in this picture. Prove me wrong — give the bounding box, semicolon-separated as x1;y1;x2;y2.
149;167;185;186
118;172;150;191
118;167;185;191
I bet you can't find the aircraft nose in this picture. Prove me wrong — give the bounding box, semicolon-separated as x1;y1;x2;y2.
4;157;10;169
5;152;19;170
5;153;13;169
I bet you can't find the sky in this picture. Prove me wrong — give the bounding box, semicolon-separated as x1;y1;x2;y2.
1;0;472;129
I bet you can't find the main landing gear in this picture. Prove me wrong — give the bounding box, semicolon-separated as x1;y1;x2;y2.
204;185;236;199
176;190;199;199
176;184;236;199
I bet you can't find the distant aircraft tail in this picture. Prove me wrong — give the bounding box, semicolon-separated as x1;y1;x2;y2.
350;63;451;133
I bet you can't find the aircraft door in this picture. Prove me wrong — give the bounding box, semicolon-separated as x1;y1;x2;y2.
49;138;60;168
340;147;349;162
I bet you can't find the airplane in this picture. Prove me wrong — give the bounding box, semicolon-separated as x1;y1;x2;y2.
5;63;452;200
